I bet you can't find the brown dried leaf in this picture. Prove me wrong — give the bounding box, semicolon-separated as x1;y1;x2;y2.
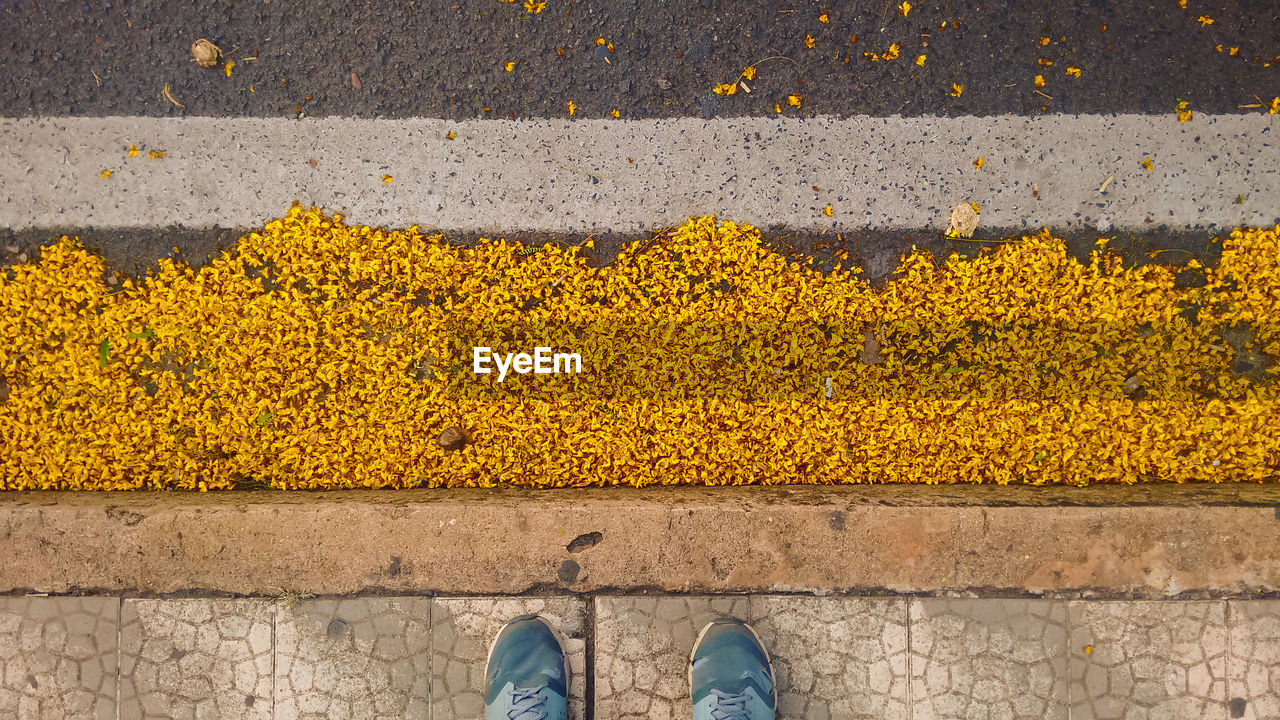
947;202;980;238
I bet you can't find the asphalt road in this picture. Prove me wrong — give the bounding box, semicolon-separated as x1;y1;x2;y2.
0;0;1277;277
2;0;1277;119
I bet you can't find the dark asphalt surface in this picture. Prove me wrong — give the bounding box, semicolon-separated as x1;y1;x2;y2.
0;0;1273;277
0;224;1224;286
1;0;1277;119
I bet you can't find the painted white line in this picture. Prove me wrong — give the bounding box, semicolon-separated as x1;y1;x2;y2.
1;115;1277;232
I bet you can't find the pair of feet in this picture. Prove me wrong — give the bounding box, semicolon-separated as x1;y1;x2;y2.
485;614;776;720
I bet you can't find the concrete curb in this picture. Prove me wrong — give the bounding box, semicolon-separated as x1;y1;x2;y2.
2;486;1277;597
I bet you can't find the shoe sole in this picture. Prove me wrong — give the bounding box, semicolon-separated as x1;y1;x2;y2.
483;615;572;698
688;617;778;710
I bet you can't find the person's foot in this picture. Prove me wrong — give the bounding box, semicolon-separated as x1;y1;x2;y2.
484;614;569;720
689;617;777;720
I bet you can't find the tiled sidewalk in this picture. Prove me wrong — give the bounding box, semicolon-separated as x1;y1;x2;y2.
1;596;1277;720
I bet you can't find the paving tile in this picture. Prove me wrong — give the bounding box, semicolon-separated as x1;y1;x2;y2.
1069;600;1229;720
594;596;749;719
1226;601;1280;720
275;597;432;720
119;599;273;720
910;598;1069;720
432;597;587;720
0;597;117;720
594;596;907;720
748;596;909;720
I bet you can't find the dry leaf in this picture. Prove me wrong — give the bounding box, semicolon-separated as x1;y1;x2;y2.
191;38;221;67
947;202;980;238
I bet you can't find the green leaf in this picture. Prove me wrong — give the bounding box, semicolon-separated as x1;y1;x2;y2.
255;411;275;427
98;338;109;367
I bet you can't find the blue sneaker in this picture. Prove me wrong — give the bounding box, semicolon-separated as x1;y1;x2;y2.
690;617;777;720
484;614;569;720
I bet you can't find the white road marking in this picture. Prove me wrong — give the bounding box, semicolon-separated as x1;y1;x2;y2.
1;115;1276;231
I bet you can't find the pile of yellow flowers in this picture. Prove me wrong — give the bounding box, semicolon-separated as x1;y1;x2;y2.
1;206;1277;490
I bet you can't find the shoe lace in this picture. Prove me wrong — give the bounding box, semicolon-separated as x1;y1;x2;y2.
709;689;751;720
508;686;548;720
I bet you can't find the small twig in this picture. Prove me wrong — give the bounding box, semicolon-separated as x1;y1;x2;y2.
1098;175;1114;194
1034;89;1053;100
551;160;612;181
161;83;185;108
745;54;803;72
91;70;101;87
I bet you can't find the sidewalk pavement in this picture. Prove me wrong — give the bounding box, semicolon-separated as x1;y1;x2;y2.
2;594;1276;720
